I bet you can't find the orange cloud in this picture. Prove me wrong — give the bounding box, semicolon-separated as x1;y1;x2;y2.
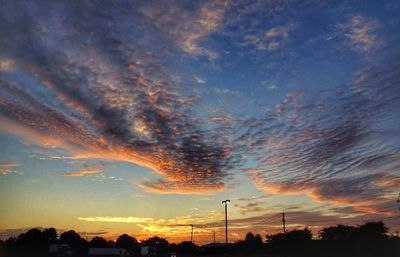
137;179;225;195
0;115;75;150
0;113;228;194
62;167;103;177
247;169;397;216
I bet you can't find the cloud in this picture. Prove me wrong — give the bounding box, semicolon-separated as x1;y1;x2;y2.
0;161;19;175
62;166;103;177
138;178;225;195
237;51;400;214
0;0;399;208
236;195;270;202
78;216;154;224
240;22;294;51
242;36;280;51
338;15;380;52
138;0;228;59
215;0;305;54
234;201;266;215
0;58;15;72
194;76;206;84
77;214;216;238
0;0;237;194
265;23;293;39
209;111;235;126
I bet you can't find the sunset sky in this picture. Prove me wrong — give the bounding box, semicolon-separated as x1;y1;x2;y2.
1;0;400;245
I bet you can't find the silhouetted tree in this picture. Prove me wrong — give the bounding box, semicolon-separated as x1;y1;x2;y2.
320;225;355;240
234;232;263;252
17;228;47;254
320;222;389;242
89;236;109;248
176;241;199;254
142;236;169;256
142;236;169;247
116;234;138;254
316;222;397;257
244;232;263;247
354;221;388;240
267;228;312;244
42;228;57;244
254;234;263;244
245;232;255;241
4;237;17;248
59;230;88;257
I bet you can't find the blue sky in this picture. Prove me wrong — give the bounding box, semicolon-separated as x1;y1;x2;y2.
1;0;400;244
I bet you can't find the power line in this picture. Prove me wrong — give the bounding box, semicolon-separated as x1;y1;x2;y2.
252;213;282;226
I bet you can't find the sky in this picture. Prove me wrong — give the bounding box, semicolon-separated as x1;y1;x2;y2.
0;0;400;245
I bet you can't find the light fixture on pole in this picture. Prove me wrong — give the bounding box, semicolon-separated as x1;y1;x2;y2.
222;200;230;247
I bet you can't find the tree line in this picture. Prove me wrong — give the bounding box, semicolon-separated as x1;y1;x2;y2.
0;221;399;257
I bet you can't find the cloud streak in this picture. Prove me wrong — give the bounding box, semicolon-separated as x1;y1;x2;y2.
0;0;236;194
0;161;19;175
62;166;103;177
338;15;380;52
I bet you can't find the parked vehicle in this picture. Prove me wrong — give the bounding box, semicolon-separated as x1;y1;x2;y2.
141;246;157;257
48;244;72;256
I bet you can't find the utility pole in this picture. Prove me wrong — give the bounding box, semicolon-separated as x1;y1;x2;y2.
222;200;230;247
213;230;216;247
190;224;194;243
282;212;286;234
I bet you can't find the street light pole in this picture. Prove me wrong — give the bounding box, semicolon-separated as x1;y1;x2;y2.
213;230;216;247
282;212;286;234
222;200;230;247
190;224;194;243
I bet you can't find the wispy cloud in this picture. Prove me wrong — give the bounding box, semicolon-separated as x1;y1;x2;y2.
240;22;295;51
78;214;214;237
139;0;228;59
236;195;270;202
194;76;206;84
62;167;103;177
264;24;293;39
0;58;15;72
78;216;154;224
338;15;380;52
234;201;266;215
0;161;19;175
